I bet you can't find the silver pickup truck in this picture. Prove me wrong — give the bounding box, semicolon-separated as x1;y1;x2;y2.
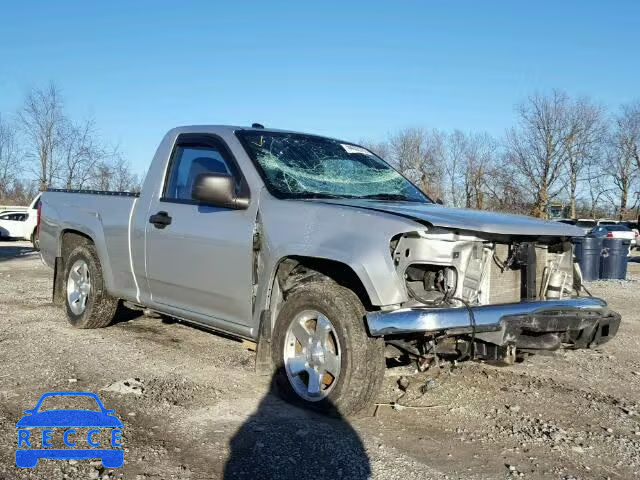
39;125;620;415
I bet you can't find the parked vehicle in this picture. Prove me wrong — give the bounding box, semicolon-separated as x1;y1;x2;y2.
623;220;639;231
622;221;640;249
25;194;42;250
591;224;636;253
0;205;28;215
39;125;621;415
0;211;28;238
556;218;576;226
597;219;619;226
575;218;597;234
0;196;42;245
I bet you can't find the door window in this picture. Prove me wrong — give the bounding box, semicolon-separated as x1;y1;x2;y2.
164;144;235;201
0;213;26;221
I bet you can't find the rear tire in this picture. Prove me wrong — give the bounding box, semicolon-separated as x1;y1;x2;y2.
31;229;40;251
271;280;385;416
63;243;118;328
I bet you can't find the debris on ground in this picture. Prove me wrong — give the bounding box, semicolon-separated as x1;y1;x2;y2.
102;378;145;396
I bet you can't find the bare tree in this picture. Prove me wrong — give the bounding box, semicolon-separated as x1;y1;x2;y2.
0;115;20;201
507;91;573;218
606;151;636;219
616;101;640;174
443;130;466;207
583;154;612;218
6;179;39;205
388;128;444;200
609;103;640;219
359;140;391;160
463;132;498;210
86;153;140;193
58;118;110;189
563;98;606;218
109;153;141;192
90;161;113;191
17;83;65;191
441;131;500;209
482;151;531;214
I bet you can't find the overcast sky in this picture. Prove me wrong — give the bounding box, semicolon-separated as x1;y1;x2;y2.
1;1;638;174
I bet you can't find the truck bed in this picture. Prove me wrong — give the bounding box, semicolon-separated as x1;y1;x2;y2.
40;189;141;302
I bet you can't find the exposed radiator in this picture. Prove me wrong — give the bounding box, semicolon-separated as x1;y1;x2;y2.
468;242;575;305
486;244;521;304
535;245;549;297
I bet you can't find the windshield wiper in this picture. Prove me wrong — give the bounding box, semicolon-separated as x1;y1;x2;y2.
359;193;418;202
291;192;359;200
290;192;423;202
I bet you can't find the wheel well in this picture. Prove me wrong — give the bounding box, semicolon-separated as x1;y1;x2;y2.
60;230;94;260
53;230;95;306
254;256;375;375
271;256;372;312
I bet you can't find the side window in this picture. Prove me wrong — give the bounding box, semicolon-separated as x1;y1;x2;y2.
164;144;235;201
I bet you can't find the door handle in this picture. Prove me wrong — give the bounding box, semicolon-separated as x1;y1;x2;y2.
149;211;172;229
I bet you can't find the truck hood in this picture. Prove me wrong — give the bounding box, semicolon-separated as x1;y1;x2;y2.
319;200;585;237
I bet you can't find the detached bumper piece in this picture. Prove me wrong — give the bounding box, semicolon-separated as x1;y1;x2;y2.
366;297;620;351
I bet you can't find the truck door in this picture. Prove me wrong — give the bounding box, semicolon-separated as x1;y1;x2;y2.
144;133;255;334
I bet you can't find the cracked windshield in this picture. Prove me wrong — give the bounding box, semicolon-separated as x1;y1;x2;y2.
237;131;429;202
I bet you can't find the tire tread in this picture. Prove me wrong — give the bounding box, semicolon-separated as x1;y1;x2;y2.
271;280;385;416
64;244;118;329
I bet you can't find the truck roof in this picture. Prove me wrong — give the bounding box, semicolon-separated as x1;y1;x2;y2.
169;125;348;143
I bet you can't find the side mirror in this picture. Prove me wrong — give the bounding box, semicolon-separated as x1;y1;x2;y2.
435;198;444;205
191;173;249;210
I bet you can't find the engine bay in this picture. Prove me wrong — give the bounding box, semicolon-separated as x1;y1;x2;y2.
391;230;577;309
384;229;597;367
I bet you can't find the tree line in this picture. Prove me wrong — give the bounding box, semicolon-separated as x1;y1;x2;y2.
0;82;141;206
363;90;640;219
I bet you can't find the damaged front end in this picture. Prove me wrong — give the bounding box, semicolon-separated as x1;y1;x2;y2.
368;229;621;365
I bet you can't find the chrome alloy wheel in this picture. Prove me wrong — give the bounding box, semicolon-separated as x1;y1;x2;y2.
283;310;342;401
67;259;91;315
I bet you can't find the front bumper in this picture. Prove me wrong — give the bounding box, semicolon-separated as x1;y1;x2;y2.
366;297;620;349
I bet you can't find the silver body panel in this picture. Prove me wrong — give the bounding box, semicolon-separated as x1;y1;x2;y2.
316;200;586;237
39;125;593;341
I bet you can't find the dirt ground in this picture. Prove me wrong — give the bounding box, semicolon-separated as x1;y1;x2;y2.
0;240;639;480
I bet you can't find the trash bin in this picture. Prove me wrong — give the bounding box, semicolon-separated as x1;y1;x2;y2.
573;236;602;281
600;238;630;280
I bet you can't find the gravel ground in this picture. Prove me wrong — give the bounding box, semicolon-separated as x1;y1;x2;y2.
0;240;639;480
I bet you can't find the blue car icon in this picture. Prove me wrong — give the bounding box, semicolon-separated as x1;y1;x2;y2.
15;391;124;468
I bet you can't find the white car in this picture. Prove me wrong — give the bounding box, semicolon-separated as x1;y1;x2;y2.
597;219;620;226
622;221;639;249
0;211;28;238
591;224;637;255
23;194;42;249
575;218;597;234
0;194;42;247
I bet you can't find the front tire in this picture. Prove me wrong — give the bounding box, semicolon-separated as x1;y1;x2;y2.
63;244;118;328
271;281;385;416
